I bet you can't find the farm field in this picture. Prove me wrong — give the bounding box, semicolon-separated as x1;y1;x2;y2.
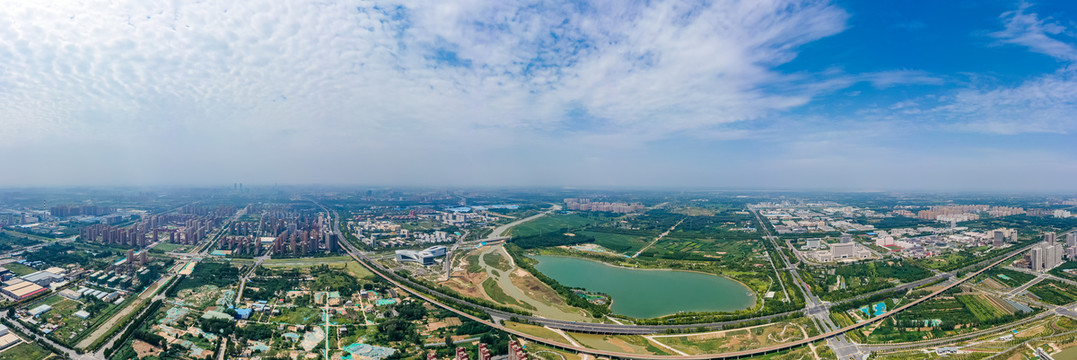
956;293;1015;322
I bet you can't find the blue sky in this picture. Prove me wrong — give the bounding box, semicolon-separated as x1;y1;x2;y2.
0;0;1075;191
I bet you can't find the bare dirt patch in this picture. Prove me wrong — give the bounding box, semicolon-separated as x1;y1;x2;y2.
132;339;163;358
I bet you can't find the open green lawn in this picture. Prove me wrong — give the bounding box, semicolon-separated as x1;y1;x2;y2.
2;263;36;276
576;231;650;254
510;214;607;237
482;252;512;272
504;321;563;340
150;241;187;253
262;256;354;267
0;341;52;360
343;261;374;280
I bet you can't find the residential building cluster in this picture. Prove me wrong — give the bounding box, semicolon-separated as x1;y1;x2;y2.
48;204;115;217
563;198;644;213
347;218;458;249
755;204;878;234
915;205;1027;221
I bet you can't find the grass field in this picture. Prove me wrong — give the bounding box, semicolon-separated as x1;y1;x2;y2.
504;321;564;340
465;254;483;273
262;256;354;267
2;263;36;276
521;342;584;360
566;332;668;355
481;278;535;310
510;214;606;237
269;306;321;325
654;321;808;354
0;341;52;360
483;252;512;272
150;241;187;253
343;261;375;280
577;231;650;254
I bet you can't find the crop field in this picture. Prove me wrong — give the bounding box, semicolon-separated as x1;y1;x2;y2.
956;294;1012;322
1028;280;1077;306
510;214;608;237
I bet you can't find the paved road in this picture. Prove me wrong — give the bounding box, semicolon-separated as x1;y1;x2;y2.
749;209;861;360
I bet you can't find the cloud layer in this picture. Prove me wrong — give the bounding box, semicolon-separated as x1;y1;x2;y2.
0;0;1075;190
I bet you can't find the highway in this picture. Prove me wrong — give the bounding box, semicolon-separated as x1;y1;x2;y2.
750;209;860;359
332;207;1036;359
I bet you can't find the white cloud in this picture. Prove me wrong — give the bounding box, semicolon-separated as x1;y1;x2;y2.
0;0;855;185
991;1;1077;61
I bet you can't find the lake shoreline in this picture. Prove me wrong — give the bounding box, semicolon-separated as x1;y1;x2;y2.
529;253;758;298
529;254;756;318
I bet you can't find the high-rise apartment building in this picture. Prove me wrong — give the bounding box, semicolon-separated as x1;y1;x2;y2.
1031;241;1064;272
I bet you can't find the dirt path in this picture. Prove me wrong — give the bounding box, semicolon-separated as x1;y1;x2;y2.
632;218;685;258
644;336;689;356
76;276;164;349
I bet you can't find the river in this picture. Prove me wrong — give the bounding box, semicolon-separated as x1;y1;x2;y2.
530;255;755;318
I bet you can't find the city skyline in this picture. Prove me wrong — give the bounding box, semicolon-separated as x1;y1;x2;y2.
2;0;1077;191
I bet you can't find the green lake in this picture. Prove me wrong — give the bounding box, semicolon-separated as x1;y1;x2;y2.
530;255;755;318
1055;346;1077;360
